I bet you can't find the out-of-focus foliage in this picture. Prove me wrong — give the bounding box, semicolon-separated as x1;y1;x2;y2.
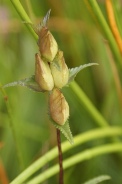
0;0;122;184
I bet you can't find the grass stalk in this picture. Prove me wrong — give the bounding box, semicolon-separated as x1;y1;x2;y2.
70;81;109;127
10;0;37;40
10;127;122;184
84;0;122;66
27;143;122;184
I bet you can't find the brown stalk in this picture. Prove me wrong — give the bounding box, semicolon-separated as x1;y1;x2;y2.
0;160;9;184
56;129;64;184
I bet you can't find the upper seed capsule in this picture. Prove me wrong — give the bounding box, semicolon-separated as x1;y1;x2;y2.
37;27;58;62
49;88;69;125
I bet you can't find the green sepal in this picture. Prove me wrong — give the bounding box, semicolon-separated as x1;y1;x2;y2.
83;175;111;184
68;63;98;84
3;75;44;92
50;119;74;144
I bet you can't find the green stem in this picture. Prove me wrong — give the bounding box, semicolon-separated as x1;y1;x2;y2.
84;0;122;66
0;85;24;170
10;127;122;184
70;81;108;127
10;0;38;40
27;143;122;184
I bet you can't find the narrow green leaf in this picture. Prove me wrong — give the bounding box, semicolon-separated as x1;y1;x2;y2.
3;75;43;92
68;63;98;84
83;175;111;184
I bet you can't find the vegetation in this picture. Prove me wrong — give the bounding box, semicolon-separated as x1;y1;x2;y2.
0;0;122;183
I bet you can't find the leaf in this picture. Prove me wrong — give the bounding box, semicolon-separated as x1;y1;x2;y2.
68;63;98;84
83;175;111;184
3;75;44;92
50;119;74;144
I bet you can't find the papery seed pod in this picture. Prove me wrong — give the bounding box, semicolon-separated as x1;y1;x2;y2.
35;53;54;91
49;88;69;125
37;27;58;62
50;51;69;88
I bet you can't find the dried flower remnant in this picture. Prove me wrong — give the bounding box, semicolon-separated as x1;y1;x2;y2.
49;88;69;125
35;53;54;91
50;51;69;88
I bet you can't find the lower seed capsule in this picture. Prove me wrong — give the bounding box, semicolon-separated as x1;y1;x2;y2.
49;88;69;125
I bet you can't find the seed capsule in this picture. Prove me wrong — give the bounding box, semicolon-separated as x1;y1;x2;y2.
49;88;69;125
50;51;69;88
35;53;54;91
37;27;58;62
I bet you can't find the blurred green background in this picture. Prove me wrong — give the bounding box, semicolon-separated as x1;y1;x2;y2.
0;0;122;183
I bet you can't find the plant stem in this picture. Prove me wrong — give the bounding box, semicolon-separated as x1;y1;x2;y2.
84;0;122;67
70;82;121;143
70;81;108;127
105;0;122;54
10;0;38;40
56;129;64;184
0;160;9;184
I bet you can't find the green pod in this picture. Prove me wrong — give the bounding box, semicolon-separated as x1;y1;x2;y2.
37;27;58;62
